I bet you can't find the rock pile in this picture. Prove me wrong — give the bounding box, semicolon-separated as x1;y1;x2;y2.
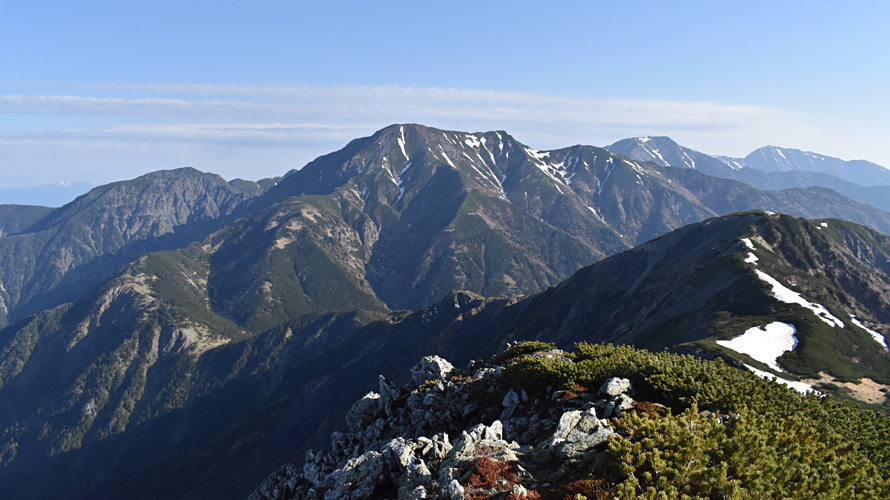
249;351;641;500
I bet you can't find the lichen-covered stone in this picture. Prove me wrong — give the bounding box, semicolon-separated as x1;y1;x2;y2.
410;355;454;388
550;408;613;459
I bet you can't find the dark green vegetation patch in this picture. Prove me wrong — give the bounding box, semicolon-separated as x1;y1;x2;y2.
502;342;890;499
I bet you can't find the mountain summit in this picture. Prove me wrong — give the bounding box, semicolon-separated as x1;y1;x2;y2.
608;136;890;214
0;167;266;327
738;146;890;185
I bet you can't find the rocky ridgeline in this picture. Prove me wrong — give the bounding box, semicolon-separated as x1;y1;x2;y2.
249;347;646;500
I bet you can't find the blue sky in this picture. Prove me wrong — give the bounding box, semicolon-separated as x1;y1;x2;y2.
1;1;888;195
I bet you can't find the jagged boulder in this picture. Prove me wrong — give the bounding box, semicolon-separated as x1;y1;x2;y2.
346;392;380;431
322;451;384;500
410;355;455;388
438;420;520;487
550;408;613;459
379;375;401;417
601;393;635;419
415;433;452;463
247;463;301;500
382;437;434;497
303;449;330;489
499;389;521;421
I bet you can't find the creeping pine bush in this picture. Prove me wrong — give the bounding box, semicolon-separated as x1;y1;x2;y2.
499;342;890;499
492;341;557;364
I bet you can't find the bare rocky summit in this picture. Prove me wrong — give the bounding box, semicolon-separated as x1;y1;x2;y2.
250;348;639;500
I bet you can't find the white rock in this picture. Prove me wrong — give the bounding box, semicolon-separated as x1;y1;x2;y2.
500;389;521;421
600;377;631;396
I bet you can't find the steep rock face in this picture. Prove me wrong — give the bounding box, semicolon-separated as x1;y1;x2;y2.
0;168;264;326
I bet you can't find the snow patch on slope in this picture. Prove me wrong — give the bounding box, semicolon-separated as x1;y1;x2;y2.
754;270;845;327
398;126;409;161
587;206;605;223
851;316;889;351
394;162;412;203
744;364;815;394
717;322;798;371
438;146;457;169
524;147;566;194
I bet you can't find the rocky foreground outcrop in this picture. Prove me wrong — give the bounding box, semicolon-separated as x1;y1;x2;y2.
249;349;644;500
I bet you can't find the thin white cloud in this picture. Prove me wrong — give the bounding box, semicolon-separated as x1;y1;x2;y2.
1;86;786;132
0;83;887;189
0;94;276;117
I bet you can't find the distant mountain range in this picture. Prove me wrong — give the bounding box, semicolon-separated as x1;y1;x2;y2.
1;124;889;499
608;136;890;212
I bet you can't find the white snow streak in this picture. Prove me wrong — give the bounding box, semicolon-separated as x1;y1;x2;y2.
525;147;565;194
744;364;815;394
588;206;605;223
641;145;667;166
398;126;409;160
754;269;845;327
565;171;576;186
682;150;696;169
717;322;798;371
741;238;755;250
851;316;889;351
482;140;497;165
438;145;456;169
745;252;759;264
525;147;551;161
